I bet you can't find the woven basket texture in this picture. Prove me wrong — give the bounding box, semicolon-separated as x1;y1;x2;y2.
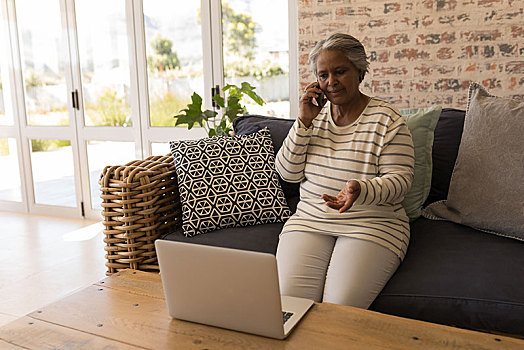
99;154;181;275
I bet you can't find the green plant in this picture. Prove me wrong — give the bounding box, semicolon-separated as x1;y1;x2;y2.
174;82;264;137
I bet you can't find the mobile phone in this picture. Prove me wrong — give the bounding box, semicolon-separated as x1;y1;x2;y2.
314;81;325;107
314;91;325;107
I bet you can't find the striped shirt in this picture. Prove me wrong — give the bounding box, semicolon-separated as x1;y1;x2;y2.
276;98;415;259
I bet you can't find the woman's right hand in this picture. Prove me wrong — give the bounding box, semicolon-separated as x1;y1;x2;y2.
299;82;326;128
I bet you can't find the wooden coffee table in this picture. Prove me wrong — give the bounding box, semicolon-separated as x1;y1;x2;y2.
0;270;522;349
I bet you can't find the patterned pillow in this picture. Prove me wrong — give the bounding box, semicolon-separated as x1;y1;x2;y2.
170;128;291;237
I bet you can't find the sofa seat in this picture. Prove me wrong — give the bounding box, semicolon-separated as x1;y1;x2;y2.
163;196;299;254
163;223;283;254
370;217;524;336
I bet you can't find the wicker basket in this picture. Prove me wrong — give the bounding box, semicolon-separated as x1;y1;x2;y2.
99;154;182;275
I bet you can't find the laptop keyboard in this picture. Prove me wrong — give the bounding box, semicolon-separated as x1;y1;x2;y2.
282;311;294;324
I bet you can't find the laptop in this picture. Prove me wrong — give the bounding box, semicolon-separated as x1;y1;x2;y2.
155;240;314;339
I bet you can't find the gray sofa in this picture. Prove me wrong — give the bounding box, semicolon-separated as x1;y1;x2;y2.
162;110;524;337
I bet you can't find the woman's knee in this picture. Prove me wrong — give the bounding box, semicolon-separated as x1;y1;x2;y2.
276;231;336;302
322;238;400;308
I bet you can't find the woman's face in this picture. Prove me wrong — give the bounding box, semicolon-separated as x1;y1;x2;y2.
316;50;361;106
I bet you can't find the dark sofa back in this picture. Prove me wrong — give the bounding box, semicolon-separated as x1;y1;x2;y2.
233;109;466;208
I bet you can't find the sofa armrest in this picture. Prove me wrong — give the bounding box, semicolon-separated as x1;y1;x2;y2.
99;154;182;275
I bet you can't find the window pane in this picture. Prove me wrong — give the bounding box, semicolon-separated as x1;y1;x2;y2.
16;0;69;126
87;141;135;210
31;139;76;207
151;142;170;156
0;31;11;126
76;0;132;127
0;138;22;202
222;0;289;118
143;0;205;127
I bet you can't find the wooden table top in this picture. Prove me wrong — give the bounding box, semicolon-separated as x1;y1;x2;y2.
1;269;522;349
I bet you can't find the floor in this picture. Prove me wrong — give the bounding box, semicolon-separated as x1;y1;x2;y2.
0;211;106;327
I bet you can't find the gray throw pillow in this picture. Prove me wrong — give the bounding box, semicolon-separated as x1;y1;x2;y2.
423;83;524;241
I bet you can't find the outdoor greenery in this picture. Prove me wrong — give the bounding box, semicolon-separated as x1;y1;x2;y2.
85;89;131;127
31;139;70;152
174;82;264;137
0;139;8;156
150;92;189;127
224;59;285;79
147;34;181;73
221;3;256;60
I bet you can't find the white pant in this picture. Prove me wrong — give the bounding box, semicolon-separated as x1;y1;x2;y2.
276;231;401;309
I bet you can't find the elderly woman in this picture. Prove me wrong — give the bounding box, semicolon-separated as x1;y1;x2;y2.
275;33;415;309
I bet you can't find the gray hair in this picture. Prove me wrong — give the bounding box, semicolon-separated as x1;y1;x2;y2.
309;33;369;80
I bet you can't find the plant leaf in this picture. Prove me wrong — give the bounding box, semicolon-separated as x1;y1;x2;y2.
212;94;225;108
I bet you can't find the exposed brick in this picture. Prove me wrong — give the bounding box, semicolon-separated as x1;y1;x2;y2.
506;61;524;74
369;50;390;63
392;80;404;91
434;79;471;92
384;3;401;13
410;80;433;92
394;48;431;61
460;30;502;42
482;78;502;89
499;44;518;57
459;45;496;59
298;0;524;108
359;19;390;31
299;54;310;66
335;6;372;18
436;0;457;11
314;22;348;37
483;9;523;23
511;26;524;38
300;10;332;21
397;16;434;30
478;0;503;7
376;33;410;47
415;64;456;76
372;67;409;77
371;80;391;94
417;32;456;45
299;24;313;36
437;48;454;60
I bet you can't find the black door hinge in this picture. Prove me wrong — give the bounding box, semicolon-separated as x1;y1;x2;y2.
80;201;85;217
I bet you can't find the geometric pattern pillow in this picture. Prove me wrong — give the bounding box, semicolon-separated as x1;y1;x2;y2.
169;128;291;237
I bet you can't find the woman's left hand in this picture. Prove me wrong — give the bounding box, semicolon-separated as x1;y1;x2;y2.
322;180;361;213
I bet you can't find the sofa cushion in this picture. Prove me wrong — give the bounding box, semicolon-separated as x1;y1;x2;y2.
399;106;442;221
370;217;524;336
163;223;283;255
233;115;299;200
424;108;465;206
170;128;291;236
423;83;524;241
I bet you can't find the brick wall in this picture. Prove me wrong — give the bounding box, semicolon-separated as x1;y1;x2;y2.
298;0;524;108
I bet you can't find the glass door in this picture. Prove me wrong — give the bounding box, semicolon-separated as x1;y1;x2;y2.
220;0;291;118
72;0;138;216
139;0;209;156
0;0;296;218
13;0;82;217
